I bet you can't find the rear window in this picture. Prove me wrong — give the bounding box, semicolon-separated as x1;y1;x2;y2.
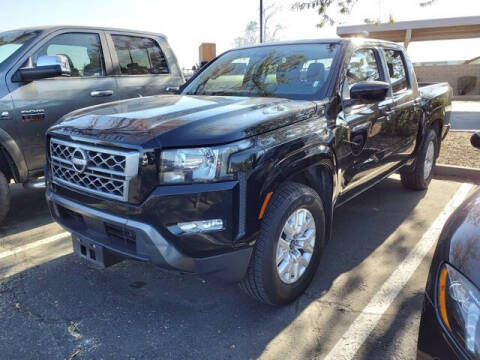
384;49;409;93
111;35;169;75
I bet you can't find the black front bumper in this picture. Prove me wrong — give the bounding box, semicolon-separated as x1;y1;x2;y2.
46;190;253;282
417;295;466;360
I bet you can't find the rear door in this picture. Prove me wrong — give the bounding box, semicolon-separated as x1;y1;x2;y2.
105;32;183;99
381;48;421;159
6;30;117;172
339;47;398;195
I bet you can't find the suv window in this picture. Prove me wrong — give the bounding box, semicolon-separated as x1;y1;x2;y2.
111;35;169;75
344;48;382;98
384;49;408;93
32;33;105;77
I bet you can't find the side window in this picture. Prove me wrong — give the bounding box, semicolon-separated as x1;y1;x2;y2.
32;33;105;77
384;49;408;93
344;48;382;98
111;35;169;75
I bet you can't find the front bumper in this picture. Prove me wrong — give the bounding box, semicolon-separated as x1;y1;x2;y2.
416;295;465;360
46;190;252;282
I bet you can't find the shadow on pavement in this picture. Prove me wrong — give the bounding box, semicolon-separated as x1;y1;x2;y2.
0;184;52;237
0;178;427;360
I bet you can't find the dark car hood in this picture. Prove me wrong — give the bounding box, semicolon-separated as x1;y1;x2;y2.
48;95;318;148
442;188;480;286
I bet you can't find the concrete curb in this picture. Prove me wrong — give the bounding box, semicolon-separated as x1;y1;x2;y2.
435;164;480;182
450;129;477;133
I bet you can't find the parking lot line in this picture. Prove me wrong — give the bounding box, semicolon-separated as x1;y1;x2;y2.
324;183;473;360
0;232;70;260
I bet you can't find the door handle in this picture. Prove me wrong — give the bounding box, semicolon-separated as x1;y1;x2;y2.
0;111;10;120
382;109;394;115
90;90;114;97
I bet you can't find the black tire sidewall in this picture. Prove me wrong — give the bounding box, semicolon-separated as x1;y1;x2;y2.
418;130;438;188
260;188;325;304
0;171;10;223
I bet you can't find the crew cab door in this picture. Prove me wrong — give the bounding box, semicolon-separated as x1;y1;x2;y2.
338;47;397;195
105;32;183;99
6;30;117;173
382;48;421;159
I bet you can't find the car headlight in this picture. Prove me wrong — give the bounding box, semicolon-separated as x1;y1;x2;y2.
159;139;252;184
438;263;480;358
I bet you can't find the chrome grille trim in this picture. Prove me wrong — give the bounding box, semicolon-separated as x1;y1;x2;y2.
50;138;139;202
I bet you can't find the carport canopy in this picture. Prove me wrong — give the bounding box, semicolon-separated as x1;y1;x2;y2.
337;16;480;48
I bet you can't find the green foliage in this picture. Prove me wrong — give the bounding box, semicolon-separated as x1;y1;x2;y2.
292;0;438;27
292;0;358;27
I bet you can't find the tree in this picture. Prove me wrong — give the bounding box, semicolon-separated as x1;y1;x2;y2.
234;2;285;47
291;0;438;28
234;21;260;47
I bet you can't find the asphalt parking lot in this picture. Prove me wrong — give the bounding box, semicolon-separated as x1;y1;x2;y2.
0;176;475;360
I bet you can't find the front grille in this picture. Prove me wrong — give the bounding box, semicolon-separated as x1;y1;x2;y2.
50;138;139;201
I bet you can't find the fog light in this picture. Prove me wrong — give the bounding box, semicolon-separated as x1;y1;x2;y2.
177;219;223;233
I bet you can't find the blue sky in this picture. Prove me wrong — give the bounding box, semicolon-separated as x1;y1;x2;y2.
1;0;479;67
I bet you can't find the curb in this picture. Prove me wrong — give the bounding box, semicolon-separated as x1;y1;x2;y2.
450;129;477;133
434;164;480;183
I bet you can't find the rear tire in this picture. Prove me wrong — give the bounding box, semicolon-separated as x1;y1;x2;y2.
400;129;438;191
0;171;11;224
239;182;326;305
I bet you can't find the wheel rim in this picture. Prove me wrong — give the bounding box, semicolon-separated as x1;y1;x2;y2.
424;140;435;180
276;208;316;284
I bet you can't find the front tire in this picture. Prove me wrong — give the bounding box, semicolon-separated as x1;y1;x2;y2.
400;129;438;191
0;171;11;224
240;182;326;305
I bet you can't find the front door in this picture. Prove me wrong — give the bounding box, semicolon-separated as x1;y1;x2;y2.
7;31;117;172
338;47;397;197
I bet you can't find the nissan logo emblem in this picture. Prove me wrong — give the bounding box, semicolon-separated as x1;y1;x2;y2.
71;148;88;173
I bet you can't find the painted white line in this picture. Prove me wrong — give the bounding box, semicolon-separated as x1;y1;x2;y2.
0;232;70;260
324;183;474;360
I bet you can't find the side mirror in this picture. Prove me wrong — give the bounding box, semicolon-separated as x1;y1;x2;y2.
471;132;480;149
350;81;390;103
18;55;71;82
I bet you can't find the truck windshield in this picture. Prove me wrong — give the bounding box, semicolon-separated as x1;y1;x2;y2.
183;43;338;100
0;30;38;66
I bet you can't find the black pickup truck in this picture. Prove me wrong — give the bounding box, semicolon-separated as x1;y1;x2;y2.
46;39;451;305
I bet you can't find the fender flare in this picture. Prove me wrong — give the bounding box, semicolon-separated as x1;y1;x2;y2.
0;128;28;182
259;145;336;201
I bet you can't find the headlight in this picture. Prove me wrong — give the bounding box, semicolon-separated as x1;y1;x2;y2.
438;264;480;358
159;139;252;184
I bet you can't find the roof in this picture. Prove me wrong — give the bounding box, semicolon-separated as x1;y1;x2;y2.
230;37;399;51
337;16;480;42
5;25;167;39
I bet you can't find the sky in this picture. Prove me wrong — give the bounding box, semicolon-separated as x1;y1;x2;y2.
0;0;479;68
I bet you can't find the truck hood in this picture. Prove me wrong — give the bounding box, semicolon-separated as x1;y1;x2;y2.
48;95;318;148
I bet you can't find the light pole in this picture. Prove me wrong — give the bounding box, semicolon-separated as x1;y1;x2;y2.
260;0;263;43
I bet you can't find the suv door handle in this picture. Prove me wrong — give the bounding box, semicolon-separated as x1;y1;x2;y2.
90;90;114;97
0;111;10;120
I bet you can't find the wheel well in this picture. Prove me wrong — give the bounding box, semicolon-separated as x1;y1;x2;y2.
430;118;442;137
287;165;334;242
0;146;18;183
430;118;443;157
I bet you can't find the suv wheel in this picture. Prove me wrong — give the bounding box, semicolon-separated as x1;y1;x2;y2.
240;182;325;305
0;171;10;224
400;129;438;191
